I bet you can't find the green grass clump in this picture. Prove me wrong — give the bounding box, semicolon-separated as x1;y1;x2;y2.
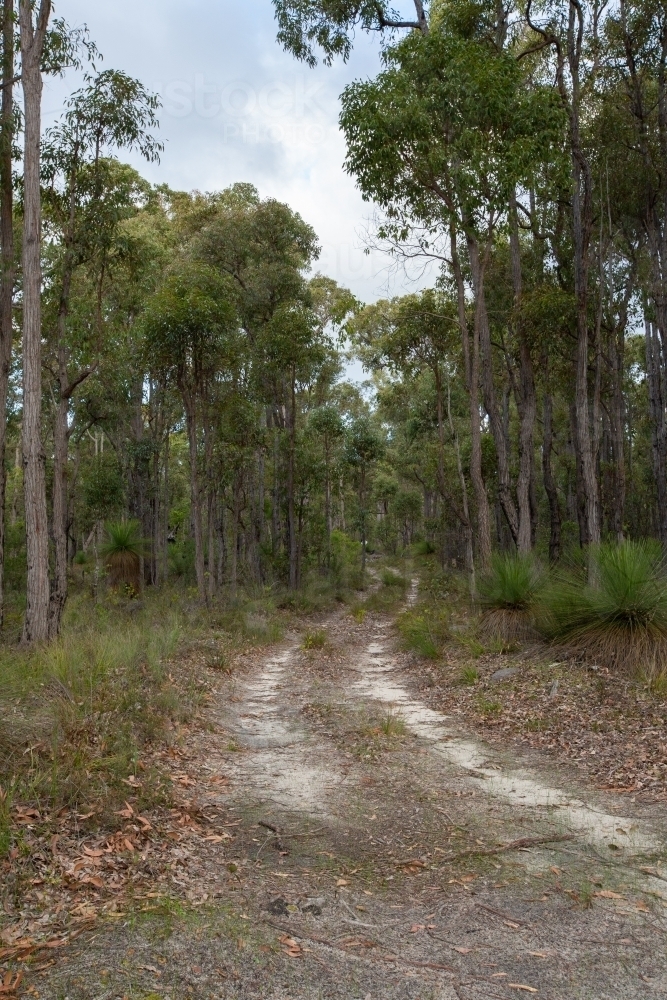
459;665;479;686
478;552;543;640
397;608;450;659
303;629;327;650
0;784;12;858
380;711;407;736
381;568;407;589
542;540;667;678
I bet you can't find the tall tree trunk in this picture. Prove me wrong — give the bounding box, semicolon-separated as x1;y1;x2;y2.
467;232;519;546
450;223;491;567
287;369;297;590
230;472;240;598
446;378;475;596
610;325;626;542
49;345;69;637
542;390;561;563
568;7;599;552
20;0;51;643
271;419;280;560
509;190;536;554
184;394;206;602
324;439;332;567
204;413;215;601
645;319;667;543
0;0;13;629
359;463;366;580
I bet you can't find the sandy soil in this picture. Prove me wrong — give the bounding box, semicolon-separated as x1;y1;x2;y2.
30;584;667;999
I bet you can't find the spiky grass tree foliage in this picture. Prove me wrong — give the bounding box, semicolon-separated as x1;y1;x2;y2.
101;520;145;595
543;540;667;678
478;553;543;641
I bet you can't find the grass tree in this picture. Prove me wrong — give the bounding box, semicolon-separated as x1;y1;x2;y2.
101;519;144;596
478;552;544;641
543;541;667;679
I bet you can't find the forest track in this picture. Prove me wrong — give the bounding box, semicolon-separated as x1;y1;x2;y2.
34;589;667;999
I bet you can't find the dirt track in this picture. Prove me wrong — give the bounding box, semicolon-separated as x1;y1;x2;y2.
38;587;667;999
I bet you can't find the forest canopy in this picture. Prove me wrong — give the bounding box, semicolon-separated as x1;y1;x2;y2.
0;0;666;645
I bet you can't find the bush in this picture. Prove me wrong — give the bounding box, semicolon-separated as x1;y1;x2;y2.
303;629;327;650
542;540;667;677
397;608;450;659
478;552;543;640
381;568;407;589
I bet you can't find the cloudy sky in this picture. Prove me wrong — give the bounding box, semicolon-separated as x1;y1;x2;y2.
45;0;437;306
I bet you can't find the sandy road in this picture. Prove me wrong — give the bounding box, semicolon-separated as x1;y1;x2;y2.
37;592;667;999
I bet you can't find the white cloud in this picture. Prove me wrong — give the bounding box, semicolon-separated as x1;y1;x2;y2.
43;0;439;305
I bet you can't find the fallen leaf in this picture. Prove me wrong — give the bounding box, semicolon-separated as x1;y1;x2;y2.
508;986;538;994
336;878;349;887
527;951;548;958
453;946;473;954
0;971;23;994
82;846;104;858
80;876;104;889
504;920;521;929
409;924;425;933
594;890;624;900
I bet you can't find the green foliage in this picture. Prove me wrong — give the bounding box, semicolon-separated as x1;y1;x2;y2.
82;459;125;522
478;553;543;641
380;710;406;737
397;607;450;659
101;519;145;594
542;541;667;677
303;628;327;649
381;568;406;588
459;665;479;686
479;553;543;611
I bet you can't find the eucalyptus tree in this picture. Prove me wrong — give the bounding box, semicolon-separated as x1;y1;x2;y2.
595;0;667;544
308;405;344;564
17;2;101;639
352;289;476;586
41;70;160;633
142;263;239;603
346;415;384;580
18;0;53;641
273;0;428;64
341;20;560;553
0;0;14;628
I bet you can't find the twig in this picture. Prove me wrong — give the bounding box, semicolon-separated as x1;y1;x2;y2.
381;954;455;972
258;820;279;833
441;834;574;863
262;919;455;973
475;902;532;928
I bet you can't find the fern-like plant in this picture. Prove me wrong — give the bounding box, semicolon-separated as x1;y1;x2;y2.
100;520;145;595
542;540;667;677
